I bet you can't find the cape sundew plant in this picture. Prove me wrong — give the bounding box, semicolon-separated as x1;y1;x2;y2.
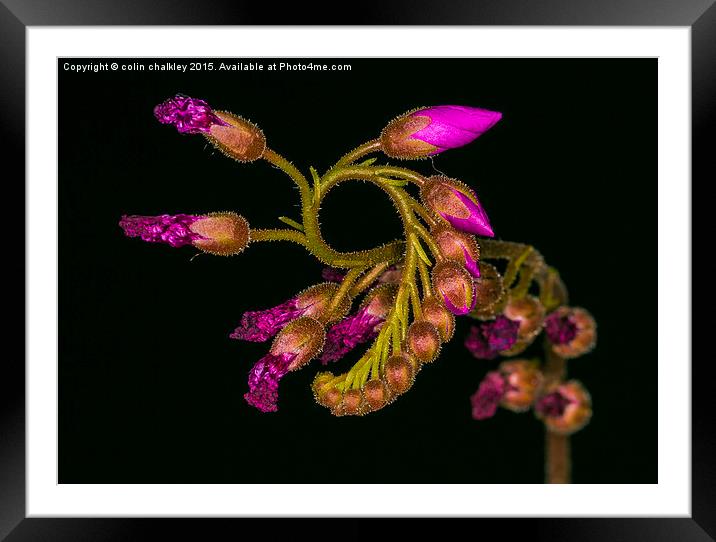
121;95;596;482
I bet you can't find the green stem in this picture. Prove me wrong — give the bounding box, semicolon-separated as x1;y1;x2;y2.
251;228;308;246
334;139;382;167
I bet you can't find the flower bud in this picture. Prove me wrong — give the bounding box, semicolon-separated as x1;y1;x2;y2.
362;379;391;412
502;295;546;355
431;261;476;316
337;388;364;416
432;227;481;278
270;316;325;370
312;373;343;410
420;296;455;342
119;212;250;256
471;263;506;320
379;105;501;160
499;360;544;412
535;380;592;435
406;321;441;364
420;176;493;237
206;110;266;162
545;307;597;359
383;354;416;395
230;282;349;343
470;371;506;420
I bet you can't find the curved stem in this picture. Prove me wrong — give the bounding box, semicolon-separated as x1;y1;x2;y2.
350;262;390;297
333;139;382;168
262;148;312;208
325;266;365;322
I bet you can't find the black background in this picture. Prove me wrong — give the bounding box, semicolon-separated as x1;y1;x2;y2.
59;58;656;484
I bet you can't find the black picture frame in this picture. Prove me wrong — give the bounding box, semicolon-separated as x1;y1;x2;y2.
2;1;713;539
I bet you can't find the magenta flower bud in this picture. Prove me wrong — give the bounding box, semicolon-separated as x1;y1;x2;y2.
320;284;396;364
229;283;350;342
230;283;348;343
432;226;481;278
154;94;266;162
244;317;325;413
420;176;494;237
464;316;520;360
380;105;502;159
431;261;476;316
470;371;506;420
535;380;592;435
154;94;227;134
119;212;250;255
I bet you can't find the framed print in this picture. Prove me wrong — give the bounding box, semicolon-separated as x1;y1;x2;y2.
2;0;714;539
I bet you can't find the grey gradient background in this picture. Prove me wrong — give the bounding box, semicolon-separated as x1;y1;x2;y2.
2;0;714;540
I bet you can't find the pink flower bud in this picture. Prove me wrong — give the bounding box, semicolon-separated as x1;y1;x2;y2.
230;283;349;343
535;381;592;435
470;371;506;420
431;261;476;316
119;212;249;256
362;379;391;412
270;316;326;370
380;105;501;159
154;94;266;162
464;316;520;360
432;226;481;278
545;307;597;359
320;284;397;364
420;176;494;237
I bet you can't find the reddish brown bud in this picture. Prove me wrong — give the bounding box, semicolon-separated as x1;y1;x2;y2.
189;212;250;256
420;296;455;342
470;262;506;320
432;261;476;316
339;389;364;416
498;360;544;412
270;316;325;370
502;295;546;355
432;226;481;278
383;354;416;395
361;284;398;319
379;109;436;159
406;321;441;364
312;373;343;410
535;380;592;435
362;379;391;411
205;110;266;162
297;283;352;324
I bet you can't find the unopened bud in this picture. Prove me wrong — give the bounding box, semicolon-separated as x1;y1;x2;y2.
270;316;325;370
362;379;391;412
383;354;416;395
420;296;455;341
432;227;481;278
379;105;501;160
432;261;476;316
420;176;493;237
406;321;441;364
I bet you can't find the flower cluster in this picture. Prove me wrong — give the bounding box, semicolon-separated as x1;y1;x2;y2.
120;93;595;435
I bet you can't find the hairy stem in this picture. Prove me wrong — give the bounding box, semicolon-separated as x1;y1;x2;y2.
543;341;570;484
